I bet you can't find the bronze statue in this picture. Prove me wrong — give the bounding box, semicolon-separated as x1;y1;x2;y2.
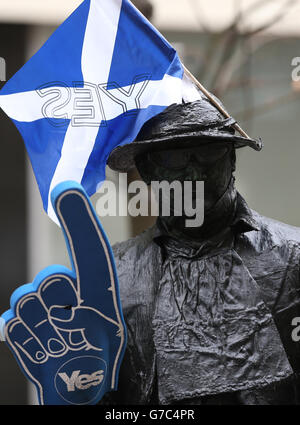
103;96;300;405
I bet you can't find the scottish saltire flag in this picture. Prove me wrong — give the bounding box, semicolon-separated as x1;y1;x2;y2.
0;0;200;222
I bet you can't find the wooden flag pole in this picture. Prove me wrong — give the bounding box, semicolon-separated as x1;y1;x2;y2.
183;65;251;140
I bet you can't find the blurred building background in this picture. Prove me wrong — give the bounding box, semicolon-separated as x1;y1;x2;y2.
0;0;299;404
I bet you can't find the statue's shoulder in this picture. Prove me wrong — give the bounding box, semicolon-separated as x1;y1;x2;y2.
240;210;300;264
111;225;160;310
251;210;300;246
112;224;157;262
111;225;159;285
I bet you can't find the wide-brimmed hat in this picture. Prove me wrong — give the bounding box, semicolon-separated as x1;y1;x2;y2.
107;97;262;173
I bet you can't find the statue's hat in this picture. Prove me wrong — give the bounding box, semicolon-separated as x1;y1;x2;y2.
107;96;262;172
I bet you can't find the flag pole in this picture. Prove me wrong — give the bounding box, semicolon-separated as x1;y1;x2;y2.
183;65;251;140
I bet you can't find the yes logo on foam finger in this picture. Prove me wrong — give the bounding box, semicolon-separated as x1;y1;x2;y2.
0;182;127;405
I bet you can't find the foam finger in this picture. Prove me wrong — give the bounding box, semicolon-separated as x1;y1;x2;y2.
5;318;48;364
38;271;79;310
16;294;67;356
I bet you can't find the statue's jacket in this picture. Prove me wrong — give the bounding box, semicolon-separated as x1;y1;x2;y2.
103;194;300;405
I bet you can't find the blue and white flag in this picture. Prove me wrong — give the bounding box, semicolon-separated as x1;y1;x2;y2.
0;0;200;222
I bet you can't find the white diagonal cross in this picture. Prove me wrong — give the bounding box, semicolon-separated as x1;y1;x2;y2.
0;0;200;222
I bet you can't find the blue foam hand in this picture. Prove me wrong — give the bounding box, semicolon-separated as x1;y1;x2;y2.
1;181;127;405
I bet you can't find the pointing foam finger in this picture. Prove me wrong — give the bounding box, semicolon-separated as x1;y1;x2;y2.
50;182;118;316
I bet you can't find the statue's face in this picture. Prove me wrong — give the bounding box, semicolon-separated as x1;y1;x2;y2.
135;141;235;213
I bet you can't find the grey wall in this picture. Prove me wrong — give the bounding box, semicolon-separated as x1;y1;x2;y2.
233;38;300;227
0;24;27;405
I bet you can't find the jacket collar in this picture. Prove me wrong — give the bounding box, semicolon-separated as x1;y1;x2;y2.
231;192;259;234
